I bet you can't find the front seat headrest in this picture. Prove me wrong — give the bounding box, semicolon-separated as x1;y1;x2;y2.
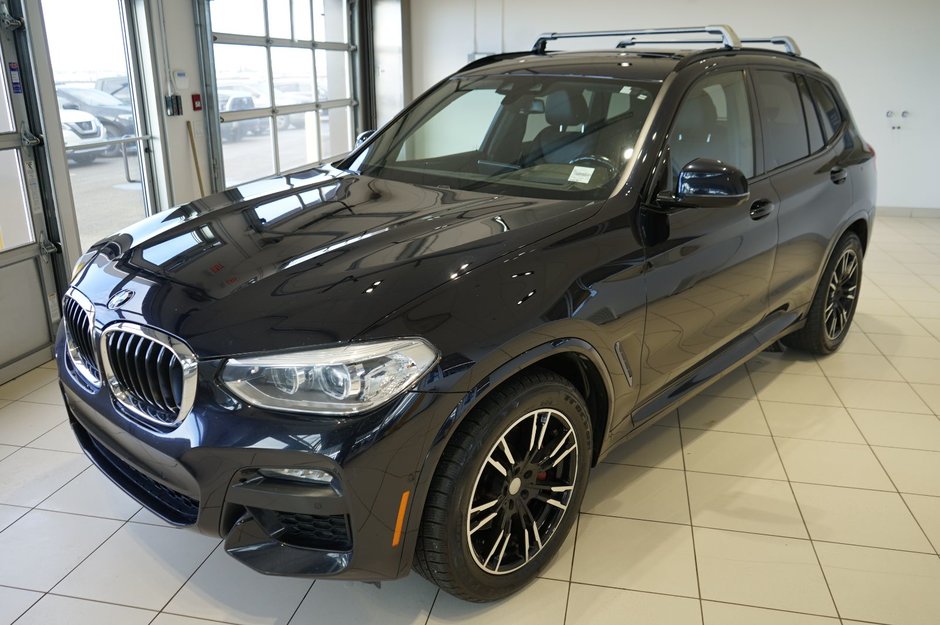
544;89;589;127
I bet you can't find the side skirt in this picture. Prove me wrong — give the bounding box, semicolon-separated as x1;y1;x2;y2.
599;309;804;460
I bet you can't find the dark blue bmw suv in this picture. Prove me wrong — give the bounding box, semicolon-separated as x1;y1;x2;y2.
57;25;875;602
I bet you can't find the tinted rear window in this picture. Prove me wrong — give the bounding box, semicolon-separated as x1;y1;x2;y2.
798;76;824;153
807;77;844;142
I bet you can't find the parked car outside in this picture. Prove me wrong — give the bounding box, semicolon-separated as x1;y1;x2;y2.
217;88;265;141
57;26;875;603
56;86;135;156
94;75;131;105
219;82;309;130
60;107;107;166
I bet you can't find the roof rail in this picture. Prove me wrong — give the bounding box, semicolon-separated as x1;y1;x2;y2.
532;25;741;54
740;36;801;56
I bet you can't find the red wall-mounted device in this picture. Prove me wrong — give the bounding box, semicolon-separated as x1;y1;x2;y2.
192;93;203;111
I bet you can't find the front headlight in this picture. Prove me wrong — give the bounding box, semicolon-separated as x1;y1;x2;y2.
220;338;439;415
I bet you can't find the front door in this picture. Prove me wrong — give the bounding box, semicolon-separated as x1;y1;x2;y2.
637;69;778;409
0;7;60;382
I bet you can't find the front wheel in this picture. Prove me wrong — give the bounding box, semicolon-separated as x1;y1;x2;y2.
414;369;591;602
784;231;863;354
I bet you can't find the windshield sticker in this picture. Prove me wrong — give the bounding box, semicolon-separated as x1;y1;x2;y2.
568;166;594;184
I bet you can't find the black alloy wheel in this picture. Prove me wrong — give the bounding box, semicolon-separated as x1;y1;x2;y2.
784;231;863;354
414;369;591;602
824;247;860;341
466;407;579;575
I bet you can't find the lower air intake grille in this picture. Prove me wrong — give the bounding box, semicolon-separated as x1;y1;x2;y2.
100;324;197;427
73;419;199;525
250;508;353;551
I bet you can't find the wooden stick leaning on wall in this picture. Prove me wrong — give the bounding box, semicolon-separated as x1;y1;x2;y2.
186;120;206;198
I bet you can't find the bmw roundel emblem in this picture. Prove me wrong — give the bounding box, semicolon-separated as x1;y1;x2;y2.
107;289;135;310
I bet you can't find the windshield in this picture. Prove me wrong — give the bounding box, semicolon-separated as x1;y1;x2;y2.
345;75;658;200
62;88;124;107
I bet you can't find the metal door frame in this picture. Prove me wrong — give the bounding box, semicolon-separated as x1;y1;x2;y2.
0;0;62;381
0;0;166;383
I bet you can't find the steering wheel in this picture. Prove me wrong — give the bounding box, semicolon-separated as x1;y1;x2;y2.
568;155;618;180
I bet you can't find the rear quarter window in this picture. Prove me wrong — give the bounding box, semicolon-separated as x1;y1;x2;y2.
807;77;844;142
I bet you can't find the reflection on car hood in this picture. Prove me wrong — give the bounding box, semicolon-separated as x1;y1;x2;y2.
81;166;601;357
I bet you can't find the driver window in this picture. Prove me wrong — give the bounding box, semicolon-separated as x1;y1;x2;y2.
667;70;755;186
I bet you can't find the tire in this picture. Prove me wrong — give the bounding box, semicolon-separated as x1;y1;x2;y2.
414;369;592;602
783;231;863;354
70;153;96;166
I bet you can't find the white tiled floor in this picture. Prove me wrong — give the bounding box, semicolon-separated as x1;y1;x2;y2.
1;216;939;625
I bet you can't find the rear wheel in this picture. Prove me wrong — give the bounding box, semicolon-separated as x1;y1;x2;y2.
784;231;863;354
70;153;96;166
414;369;591;602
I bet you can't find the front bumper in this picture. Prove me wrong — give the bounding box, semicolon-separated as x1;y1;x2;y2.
57;332;459;581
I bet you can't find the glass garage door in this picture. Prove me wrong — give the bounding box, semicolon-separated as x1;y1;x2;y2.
0;8;61;382
41;0;160;251
203;0;357;187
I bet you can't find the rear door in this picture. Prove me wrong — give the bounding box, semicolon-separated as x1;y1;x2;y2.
752;70;854;311
638;69;778;408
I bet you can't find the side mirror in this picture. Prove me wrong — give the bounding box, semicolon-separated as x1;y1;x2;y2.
657;158;749;209
355;129;375;148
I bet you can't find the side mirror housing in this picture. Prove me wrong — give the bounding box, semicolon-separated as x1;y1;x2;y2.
657;158;749;209
355;129;376;148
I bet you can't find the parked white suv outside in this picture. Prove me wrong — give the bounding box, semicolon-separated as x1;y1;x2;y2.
60;108;106;166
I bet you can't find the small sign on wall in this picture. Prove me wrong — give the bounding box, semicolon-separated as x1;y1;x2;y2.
8;62;22;94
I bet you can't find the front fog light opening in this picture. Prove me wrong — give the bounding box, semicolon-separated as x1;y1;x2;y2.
259;467;334;484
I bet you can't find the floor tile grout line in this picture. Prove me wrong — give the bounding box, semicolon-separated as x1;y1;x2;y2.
31;463;97;512
599;459;940;496
747;365;842;620
667;420;940;454
19;415;77;453
561;579;697;604
909;384;940;420
154;538;227;616
6;587;240;625
835;396;940;558
8;515;132;625
855;331;940;418
2;504;142;529
565;579;855;622
579;509;940;557
675;418;706;624
422;588;440;625
560;508;579;624
156;609;253;625
4;589;43;625
283;579;317;625
561;577;573;625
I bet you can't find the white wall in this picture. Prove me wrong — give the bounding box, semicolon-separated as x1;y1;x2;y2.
408;0;940;211
147;0;212;207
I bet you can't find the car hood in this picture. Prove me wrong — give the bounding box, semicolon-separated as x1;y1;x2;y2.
88;104;131;119
59;108;98;124
80;166;603;357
